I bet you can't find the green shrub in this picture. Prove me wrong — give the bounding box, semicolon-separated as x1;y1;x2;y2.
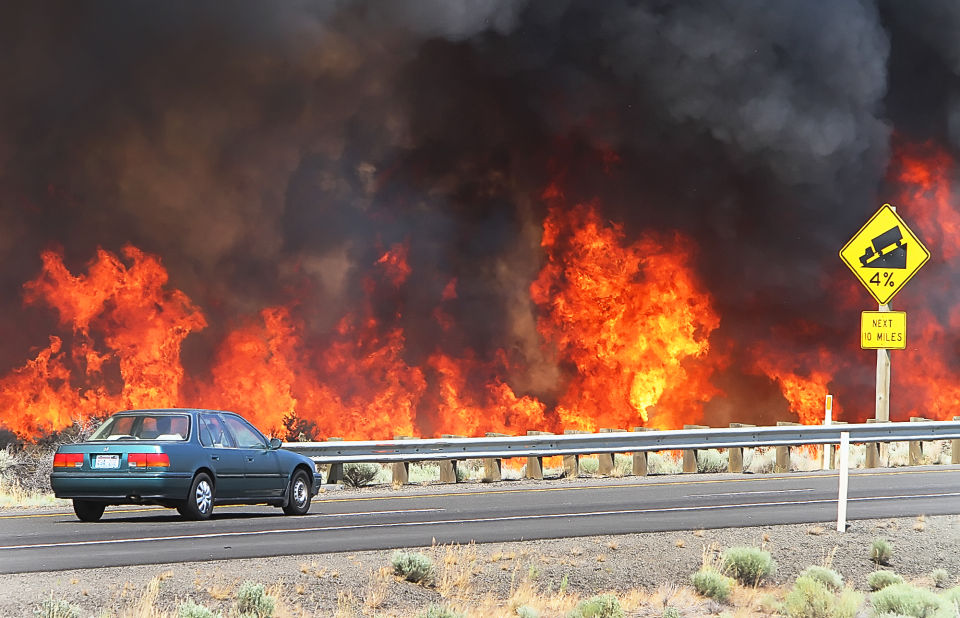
391;550;434;584
178;599;222;618
516;605;540;618
343;463;381;487
782;576;862;618
868;571;904;591
722;547;777;586
235;581;275;618
579;457;600;475
33;596;81;618
756;592;782;614
834;587;864;618
941;585;960;609
931;568;950;589
567;593;624;618
690;568;734;603
871;539;893;566
418;605;464;618
697;449;727;473
800;566;843;592
871;582;951;617
662;607;681;618
648;452;682;475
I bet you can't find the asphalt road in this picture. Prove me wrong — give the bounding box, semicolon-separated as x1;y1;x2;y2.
1;466;957;574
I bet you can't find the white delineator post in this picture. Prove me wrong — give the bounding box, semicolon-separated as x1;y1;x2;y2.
837;431;850;532
823;395;833;470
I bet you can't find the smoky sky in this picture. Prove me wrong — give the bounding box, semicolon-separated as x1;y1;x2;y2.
0;1;958;402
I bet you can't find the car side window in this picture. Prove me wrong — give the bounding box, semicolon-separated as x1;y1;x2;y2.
222;416;267;449
199;414;234;448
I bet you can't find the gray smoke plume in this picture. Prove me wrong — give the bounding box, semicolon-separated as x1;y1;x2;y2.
0;1;955;423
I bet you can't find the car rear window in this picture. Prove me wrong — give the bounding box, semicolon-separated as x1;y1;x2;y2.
90;414;191;441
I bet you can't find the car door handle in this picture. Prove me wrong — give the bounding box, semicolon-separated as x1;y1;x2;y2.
210;455;220;461
246;457;254;462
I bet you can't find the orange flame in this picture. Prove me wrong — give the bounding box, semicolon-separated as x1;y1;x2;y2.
5;142;959;441
531;197;724;431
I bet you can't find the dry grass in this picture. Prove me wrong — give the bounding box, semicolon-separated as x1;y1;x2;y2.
363;566;392;610
433;542;481;600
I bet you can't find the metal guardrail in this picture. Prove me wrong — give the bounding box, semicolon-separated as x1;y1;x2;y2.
286;421;960;464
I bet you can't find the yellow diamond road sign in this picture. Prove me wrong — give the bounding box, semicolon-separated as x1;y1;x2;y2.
839;204;930;305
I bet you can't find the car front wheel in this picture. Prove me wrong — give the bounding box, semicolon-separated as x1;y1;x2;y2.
73;499;106;522
179;472;214;520
282;469;311;515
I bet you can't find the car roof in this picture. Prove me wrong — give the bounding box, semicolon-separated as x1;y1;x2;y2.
109;409;207;416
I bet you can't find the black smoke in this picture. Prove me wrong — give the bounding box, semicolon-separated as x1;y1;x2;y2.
0;1;957;421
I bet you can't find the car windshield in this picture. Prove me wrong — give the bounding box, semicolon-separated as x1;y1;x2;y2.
89;413;191;441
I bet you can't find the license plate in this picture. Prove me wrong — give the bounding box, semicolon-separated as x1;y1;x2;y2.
94;454;120;469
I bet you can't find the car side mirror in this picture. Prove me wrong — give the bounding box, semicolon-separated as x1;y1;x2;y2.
268;437;282;450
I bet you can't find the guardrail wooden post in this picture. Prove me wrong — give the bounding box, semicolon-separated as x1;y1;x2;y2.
631;427;651;476
525;431;551;479
775;422;800;472
598;428;626;475
909;417;927;465
954;417;960;465
483;432;507;482
319;437;344;484
682;425;707;473
563;430;587;477
392;436;412;485
439;435;463;483
864;419;880;468
727;423;755;473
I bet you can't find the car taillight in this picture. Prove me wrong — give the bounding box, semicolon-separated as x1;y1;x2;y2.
53;453;83;468
128;453;169;468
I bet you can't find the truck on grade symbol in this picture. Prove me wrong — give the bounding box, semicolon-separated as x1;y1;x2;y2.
859;225;907;269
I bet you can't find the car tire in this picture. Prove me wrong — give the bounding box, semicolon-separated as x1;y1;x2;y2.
73;499;106;522
179;472;214;520
282;469;311;516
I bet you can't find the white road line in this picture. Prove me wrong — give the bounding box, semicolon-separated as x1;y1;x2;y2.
2;492;958;552
688;489;815;498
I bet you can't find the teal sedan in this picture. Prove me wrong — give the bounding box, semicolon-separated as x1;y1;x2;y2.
50;409;320;522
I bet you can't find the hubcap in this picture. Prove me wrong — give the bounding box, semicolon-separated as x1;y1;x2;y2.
195;480;212;513
293;479;307;507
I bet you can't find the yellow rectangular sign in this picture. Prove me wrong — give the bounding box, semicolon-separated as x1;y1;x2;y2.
860;311;906;349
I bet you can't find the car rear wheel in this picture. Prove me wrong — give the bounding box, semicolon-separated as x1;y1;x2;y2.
282;469;311;515
179;472;214;520
73;499;106;522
